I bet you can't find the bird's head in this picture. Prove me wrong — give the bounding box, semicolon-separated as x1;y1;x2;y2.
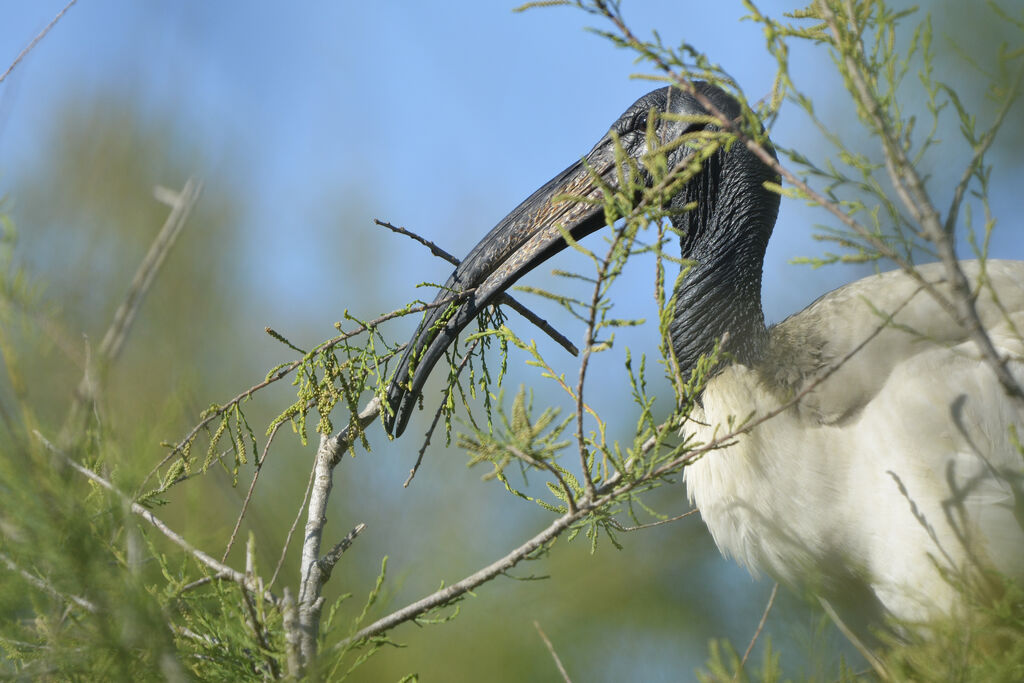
385;82;778;437
606;81;746;166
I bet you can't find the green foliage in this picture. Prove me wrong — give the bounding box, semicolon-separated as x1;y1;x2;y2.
697;637;783;683
751;0;1023;269
460;385;577;510
876;578;1024;681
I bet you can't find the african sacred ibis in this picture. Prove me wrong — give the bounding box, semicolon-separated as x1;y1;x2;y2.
385;82;1024;629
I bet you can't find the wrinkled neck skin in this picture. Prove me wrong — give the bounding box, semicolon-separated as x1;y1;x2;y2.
666;147;779;384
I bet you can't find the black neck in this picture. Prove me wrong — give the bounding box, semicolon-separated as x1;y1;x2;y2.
666;145;779;382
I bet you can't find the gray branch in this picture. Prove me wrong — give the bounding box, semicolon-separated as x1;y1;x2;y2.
61;177;202;447
33;430;278;606
294;397;380;671
0;550;98;613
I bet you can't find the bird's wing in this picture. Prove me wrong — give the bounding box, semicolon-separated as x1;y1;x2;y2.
763;260;1024;425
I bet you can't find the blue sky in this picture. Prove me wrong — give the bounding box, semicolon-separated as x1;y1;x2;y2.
0;1;858;320
6;1;1017;332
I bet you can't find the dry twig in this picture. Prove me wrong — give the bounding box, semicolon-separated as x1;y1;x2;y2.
33;430;279;607
0;0;79;86
735;582;778;682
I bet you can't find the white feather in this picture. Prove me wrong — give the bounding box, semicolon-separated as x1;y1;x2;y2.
685;260;1024;627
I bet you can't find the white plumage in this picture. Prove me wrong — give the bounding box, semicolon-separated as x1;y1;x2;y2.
686;260;1024;627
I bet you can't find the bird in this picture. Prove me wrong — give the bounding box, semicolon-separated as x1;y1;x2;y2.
383;82;1024;631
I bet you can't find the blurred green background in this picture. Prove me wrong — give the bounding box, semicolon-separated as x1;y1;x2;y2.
1;1;1021;679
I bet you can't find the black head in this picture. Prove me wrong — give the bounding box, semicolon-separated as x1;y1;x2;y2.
385;83;779;436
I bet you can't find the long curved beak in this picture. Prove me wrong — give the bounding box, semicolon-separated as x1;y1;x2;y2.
385;136;621;436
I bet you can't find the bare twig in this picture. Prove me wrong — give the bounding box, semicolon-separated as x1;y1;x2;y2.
318;523;366;581
403;398;445;487
374;219;461;264
32;430;279;607
609;508;698;531
735;582;777;682
62;177;202;446
222;419;285;563
534;620;573;683
820;597;889;681
178;575;215;594
0;0;79;86
0;551;97;613
375;218;579;357
338;498;584;649
102;179;203;363
270;463;316;590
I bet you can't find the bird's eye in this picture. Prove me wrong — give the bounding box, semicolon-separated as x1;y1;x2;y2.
613;108;653;136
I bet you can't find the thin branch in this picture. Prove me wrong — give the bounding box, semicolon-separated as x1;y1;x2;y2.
609;508;698;531
508;444;577;515
735;582;777;682
534;620;573;683
318;522;366;580
178;575;216;594
222;419;286;563
375;218;579;357
575;224;632;500
62;177;202;446
338;498;584;649
820;597;890;681
0;0;79;86
296;397;381;669
101;179;203;363
270;462;316;590
943;64;1024;237
32;430;279;607
404;336;481;487
0;551;97;613
403;398;445;488
374;218;461;264
818;0;1024;403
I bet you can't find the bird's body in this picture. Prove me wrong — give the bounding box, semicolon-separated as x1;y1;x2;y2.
385;82;1024;631
686;259;1024;626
